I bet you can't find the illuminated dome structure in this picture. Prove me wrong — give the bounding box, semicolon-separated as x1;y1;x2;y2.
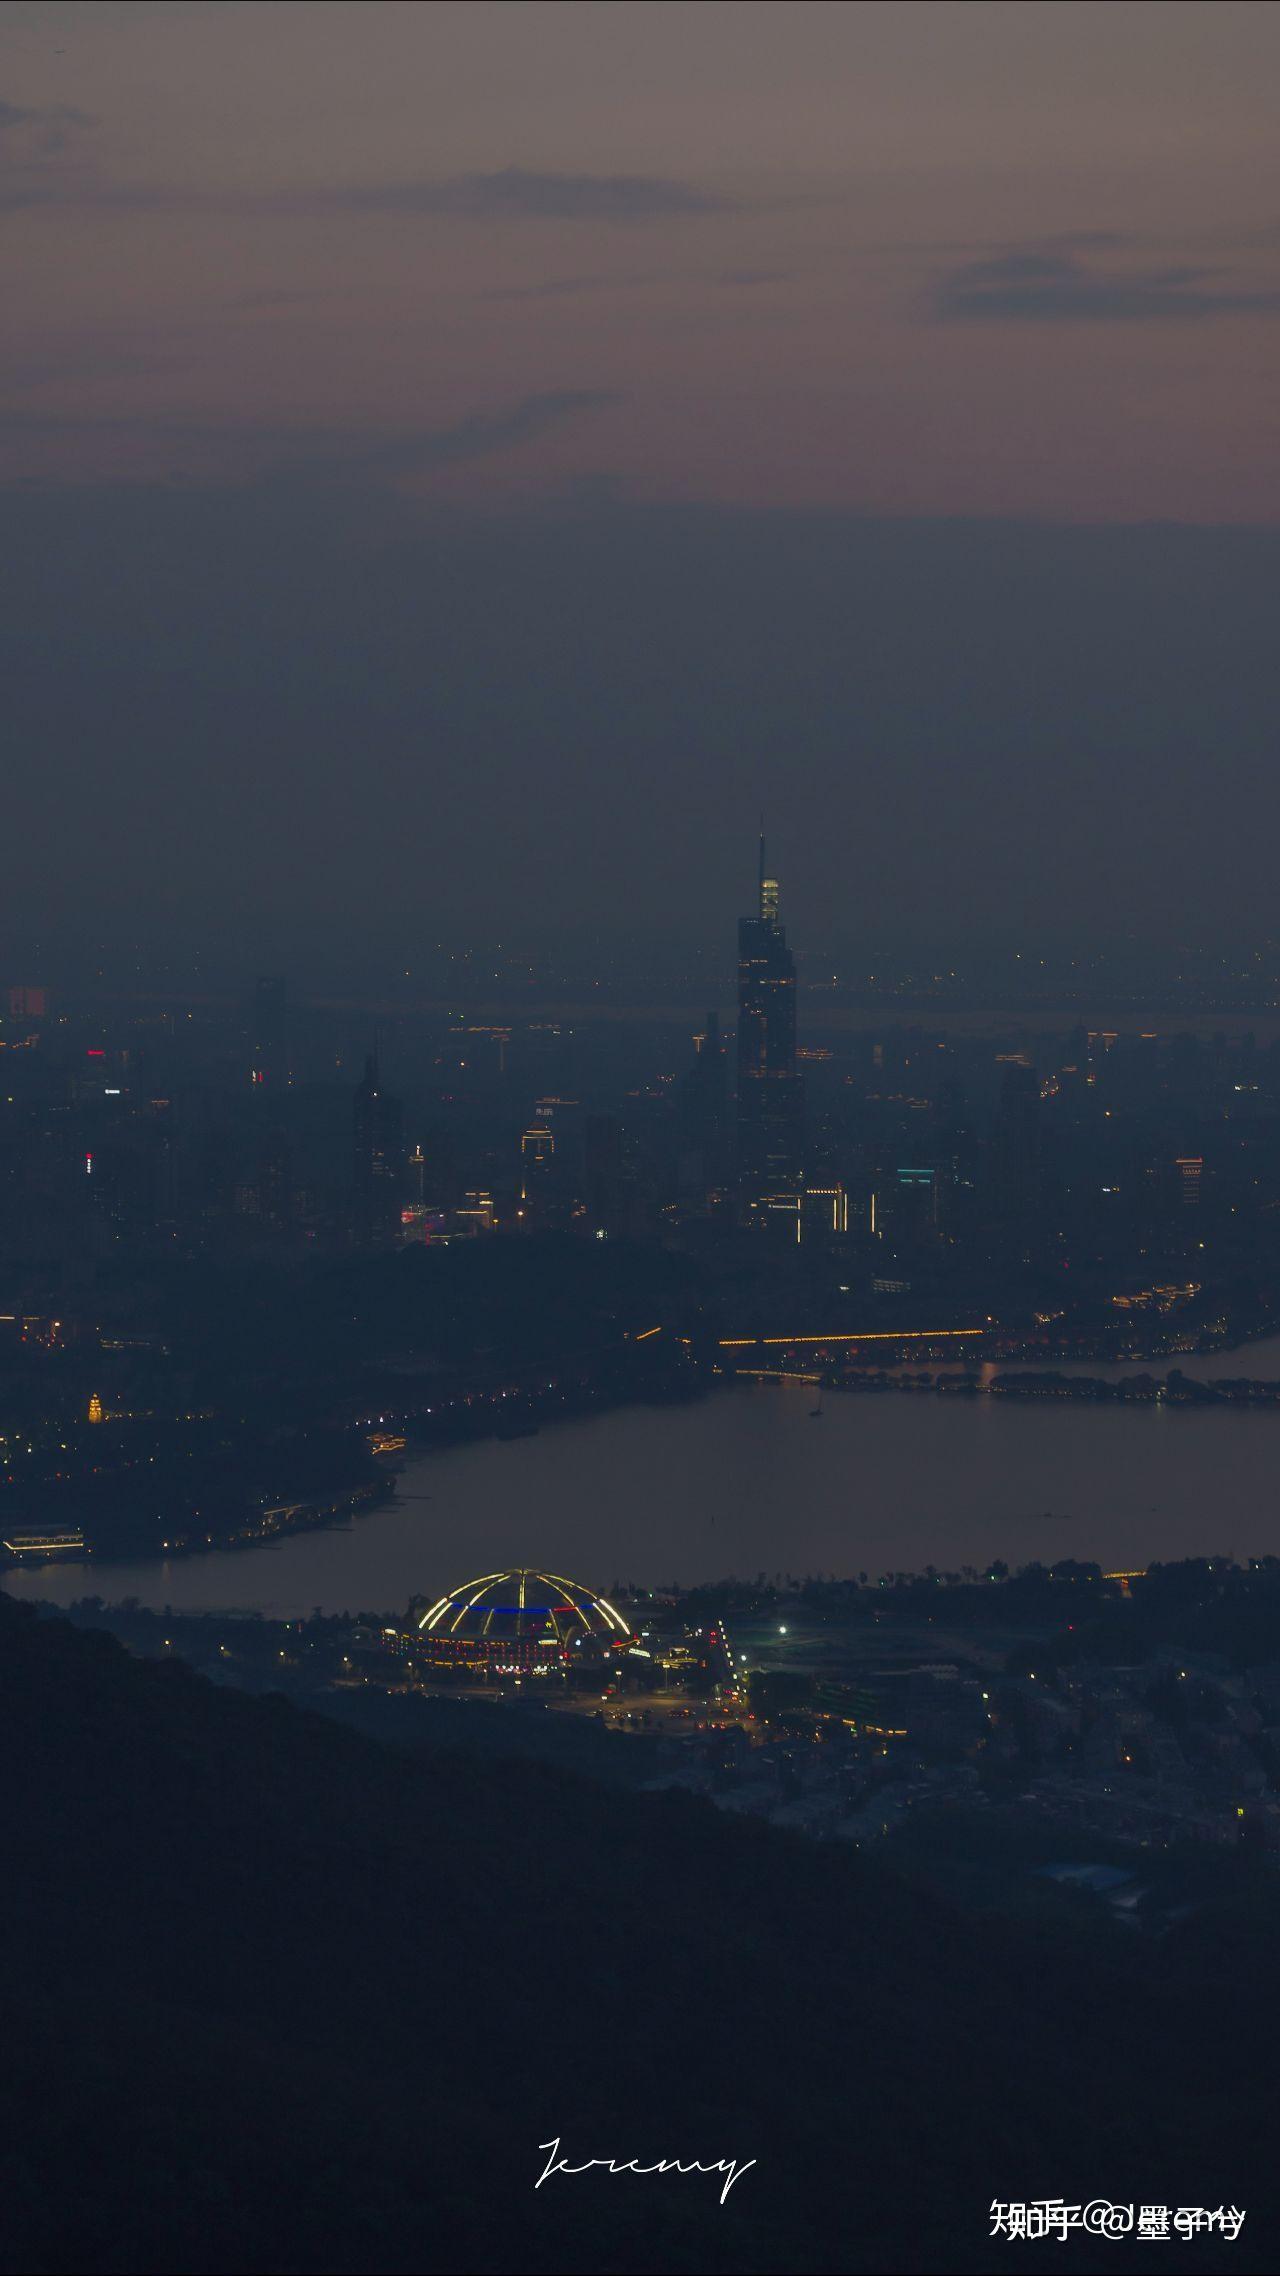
412;1567;631;1677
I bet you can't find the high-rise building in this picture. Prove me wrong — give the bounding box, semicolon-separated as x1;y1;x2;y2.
799;1179;849;1242
6;983;48;1020
516;1096;583;1227
678;1010;729;1194
992;1058;1040;1229
583;1112;625;1237
736;834;803;1215
353;1050;404;1240
1175;1154;1203;1210
249;975;288;1088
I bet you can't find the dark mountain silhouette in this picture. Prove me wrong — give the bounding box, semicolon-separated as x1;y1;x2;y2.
0;1592;1273;2274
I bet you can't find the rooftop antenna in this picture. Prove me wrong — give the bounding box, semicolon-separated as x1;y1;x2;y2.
758;819;778;926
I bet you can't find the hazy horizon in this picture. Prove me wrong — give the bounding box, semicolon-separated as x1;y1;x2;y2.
4;3;1277;965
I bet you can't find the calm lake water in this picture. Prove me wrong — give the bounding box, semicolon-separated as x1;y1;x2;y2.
9;1337;1280;1618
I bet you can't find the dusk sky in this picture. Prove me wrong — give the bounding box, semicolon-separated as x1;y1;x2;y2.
4;1;1279;971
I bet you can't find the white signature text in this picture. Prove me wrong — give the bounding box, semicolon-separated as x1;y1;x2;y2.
536;2138;757;2206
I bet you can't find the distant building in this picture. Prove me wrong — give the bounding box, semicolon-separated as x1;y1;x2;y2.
5;984;47;1020
398;1566;633;1682
678;1010;729;1195
454;1187;497;1234
889;1164;941;1247
992;1058;1040;1226
249;975;288;1087
517;1095;583;1226
2;1529;85;1560
736;835;803;1217
583;1112;625;1237
352;1051;404;1238
799;1179;849;1243
238;1127;293;1229
1175;1154;1203;1210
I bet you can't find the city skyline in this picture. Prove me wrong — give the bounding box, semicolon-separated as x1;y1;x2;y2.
7;13;1280;2276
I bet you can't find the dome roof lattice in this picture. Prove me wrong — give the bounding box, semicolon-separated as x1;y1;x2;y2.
415;1568;630;1647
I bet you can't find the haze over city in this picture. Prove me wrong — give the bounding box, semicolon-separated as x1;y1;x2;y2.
5;11;1280;2276
3;1;1279;969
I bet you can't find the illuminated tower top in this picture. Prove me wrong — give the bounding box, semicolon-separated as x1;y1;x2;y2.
758;829;779;926
737;829;802;1208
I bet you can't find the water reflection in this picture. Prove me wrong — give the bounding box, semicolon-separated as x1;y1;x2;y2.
8;1343;1280;1618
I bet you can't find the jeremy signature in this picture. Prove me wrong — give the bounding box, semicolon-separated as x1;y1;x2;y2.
536;2137;757;2206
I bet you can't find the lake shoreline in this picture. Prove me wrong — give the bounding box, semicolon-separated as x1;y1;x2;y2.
12;1323;1280;1588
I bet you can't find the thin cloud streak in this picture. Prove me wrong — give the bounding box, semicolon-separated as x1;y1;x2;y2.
0;391;621;485
478;265;787;304
0;97;94;140
0;160;727;223
477;273;663;304
319;166;727;221
330;389;621;476
934;245;1280;322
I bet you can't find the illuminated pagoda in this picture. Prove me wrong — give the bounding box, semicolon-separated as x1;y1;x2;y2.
409;1567;632;1680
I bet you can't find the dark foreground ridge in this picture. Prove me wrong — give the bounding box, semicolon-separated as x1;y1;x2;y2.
1;1592;1275;2276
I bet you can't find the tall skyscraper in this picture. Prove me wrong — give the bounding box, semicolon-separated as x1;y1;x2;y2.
249;974;288;1088
736;833;803;1214
678;1009;729;1194
992;1058;1040;1233
353;1050;405;1240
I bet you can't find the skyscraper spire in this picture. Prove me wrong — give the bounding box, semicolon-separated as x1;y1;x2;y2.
758;825;779;927
737;828;801;1216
